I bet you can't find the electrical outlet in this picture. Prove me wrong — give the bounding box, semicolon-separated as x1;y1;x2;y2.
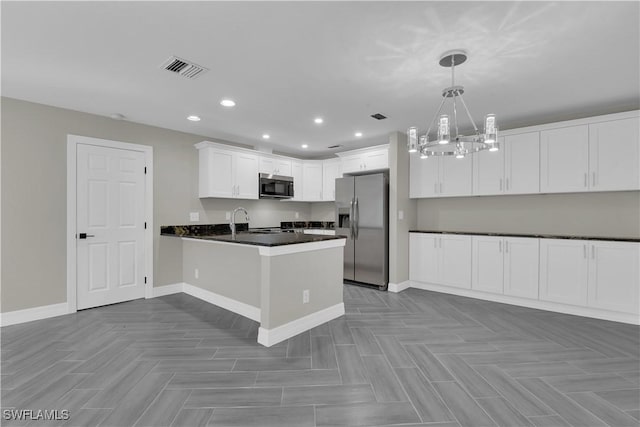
190;212;200;222
302;289;310;304
194;268;199;279
295;212;299;219
225;211;231;220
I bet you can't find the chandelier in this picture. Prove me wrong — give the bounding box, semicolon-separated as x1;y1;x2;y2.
408;50;498;159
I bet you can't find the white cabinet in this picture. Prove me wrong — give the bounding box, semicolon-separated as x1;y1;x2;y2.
338;145;389;174
302;161;323;201
589;117;640;191
472;236;539;299
409;155;472;198
588;241;639;314
322;159;341;201
540;125;590;193
475;132;540;195
409;233;471;289
259;155;292;176
539;239;589;306
290;161;303;201
197;144;259;199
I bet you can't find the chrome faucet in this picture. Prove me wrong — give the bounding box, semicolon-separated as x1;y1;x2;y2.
230;207;249;239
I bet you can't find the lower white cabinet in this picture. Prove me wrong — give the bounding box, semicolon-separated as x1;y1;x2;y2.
539;239;589;306
472;236;539;299
588;240;639;314
410;233;471;289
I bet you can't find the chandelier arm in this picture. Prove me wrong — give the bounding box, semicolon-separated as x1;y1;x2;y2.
424;95;448;141
452;93;460;139
457;93;480;134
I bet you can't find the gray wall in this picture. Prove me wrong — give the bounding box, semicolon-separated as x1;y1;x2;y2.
388;132;417;285
416;191;640;238
0;97;318;312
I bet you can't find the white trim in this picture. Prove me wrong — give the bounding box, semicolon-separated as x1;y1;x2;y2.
388;281;410;293
0;303;69;327
335;144;390;158
498;110;639;136
181;236;346;257
151;283;185;298
257;303;345;347
66;135;154;313
182;283;260;322
408;280;640;325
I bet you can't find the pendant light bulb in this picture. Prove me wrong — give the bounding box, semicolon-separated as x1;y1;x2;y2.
407;127;418;153
438;115;450;145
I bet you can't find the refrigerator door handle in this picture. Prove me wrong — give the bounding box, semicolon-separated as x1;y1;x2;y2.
349;198;355;239
354;197;359;239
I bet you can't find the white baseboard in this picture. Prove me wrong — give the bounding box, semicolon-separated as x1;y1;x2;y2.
409;280;640;325
0;303;70;327
182;283;261;322
150;283;185;298
257;302;345;347
388;281;410;293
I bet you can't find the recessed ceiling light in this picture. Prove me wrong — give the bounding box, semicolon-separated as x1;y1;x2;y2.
262;134;270;139
220;99;236;107
187;115;201;122
355;132;363;137
314;117;323;124
301;144;309;149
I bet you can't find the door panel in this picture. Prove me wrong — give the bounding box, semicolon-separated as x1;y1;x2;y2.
540;125;589;193
440;235;472;289
335;177;355;281
503;237;539;299
539;239;588;306
440;155;472;196
588;241;639;314
410;155;439;198
473;140;504;195
472;236;504;294
234;152;259;199
409;233;439;283
77;144;146;310
589;117;640;191
505;132;540;194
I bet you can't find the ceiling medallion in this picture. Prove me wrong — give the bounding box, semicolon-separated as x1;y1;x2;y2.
408;50;498;159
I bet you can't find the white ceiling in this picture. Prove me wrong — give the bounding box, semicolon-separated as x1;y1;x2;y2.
2;1;639;158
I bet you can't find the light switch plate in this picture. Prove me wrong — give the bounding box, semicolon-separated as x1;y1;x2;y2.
225;212;231;220
295;212;299;219
398;210;404;220
190;212;200;222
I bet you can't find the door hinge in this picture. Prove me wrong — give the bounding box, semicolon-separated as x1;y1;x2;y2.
144;276;147;284
144;166;147;174
144;222;147;229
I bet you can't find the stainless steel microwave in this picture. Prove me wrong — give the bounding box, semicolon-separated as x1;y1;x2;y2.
259;173;294;199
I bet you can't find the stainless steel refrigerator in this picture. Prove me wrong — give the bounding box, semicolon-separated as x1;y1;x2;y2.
335;172;389;290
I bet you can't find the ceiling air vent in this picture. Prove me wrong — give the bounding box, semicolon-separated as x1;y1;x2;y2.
328;144;342;149
370;113;387;120
160;56;208;79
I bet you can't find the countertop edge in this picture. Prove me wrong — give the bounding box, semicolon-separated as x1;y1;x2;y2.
409;230;640;243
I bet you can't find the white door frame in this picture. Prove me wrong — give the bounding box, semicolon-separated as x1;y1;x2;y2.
66;134;153;313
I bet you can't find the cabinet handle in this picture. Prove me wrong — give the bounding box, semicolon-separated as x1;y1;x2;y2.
591;245;595;259
434;239;437;249
506;178;510;191
584;173;588;187
440;182;443;193
439;237;442;248
592;172;596;187
499;241;502;252
583;244;587;259
505;241;509;253
434;182;438;194
500;178;503;191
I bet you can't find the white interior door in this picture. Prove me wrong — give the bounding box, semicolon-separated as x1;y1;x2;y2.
76;144;146;310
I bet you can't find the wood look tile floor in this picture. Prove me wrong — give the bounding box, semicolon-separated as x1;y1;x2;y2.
2;286;639;427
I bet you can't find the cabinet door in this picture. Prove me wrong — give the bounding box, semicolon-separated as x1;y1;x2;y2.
364;149;389;170
409;233;440;283
439;234;472;289
504;237;539;299
409;154;439;198
302;162;323;201
589;117;640;191
276;159;292;176
505;132;540;194
473;138;504;195
322;161;341;201
472;236;504;294
234;152;259;199
199;147;234;198
341;155;363;174
588;241;639;314
539;239;588;306
540;125;589;193
440;155;472;196
259;156;276;174
290;161;303;201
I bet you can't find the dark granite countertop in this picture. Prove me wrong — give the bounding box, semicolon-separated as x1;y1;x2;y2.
409;230;640;243
161;223;345;247
281;221;334;230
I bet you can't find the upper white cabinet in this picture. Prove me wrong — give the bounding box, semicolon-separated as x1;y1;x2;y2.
259;155;292;176
196;142;258;199
588;117;640;191
474;132;540;195
302;161;323;201
410;155;472;198
322;159;341;201
338;145;389;174
409;233;471;289
290;160;303;201
540;125;590;193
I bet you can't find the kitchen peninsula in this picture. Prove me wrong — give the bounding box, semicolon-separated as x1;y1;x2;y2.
161;224;346;346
